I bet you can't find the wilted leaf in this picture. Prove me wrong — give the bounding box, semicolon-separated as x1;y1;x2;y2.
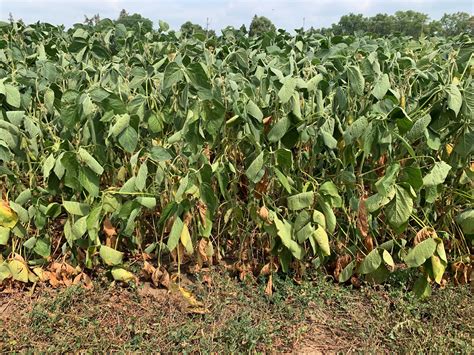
357;196;369;238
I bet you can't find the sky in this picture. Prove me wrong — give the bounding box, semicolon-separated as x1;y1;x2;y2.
0;0;472;31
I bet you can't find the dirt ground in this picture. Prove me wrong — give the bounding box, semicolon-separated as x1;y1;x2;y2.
0;269;472;353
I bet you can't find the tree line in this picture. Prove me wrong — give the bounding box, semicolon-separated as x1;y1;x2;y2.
68;9;474;38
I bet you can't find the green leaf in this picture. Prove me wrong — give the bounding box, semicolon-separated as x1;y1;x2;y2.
149;146;172;161
366;189;396;213
78;148;104;175
159;20;170;31
79;167;100;197
268;117;291;143
135;163;148;191
413;275;431;298
312;210;326;229
110;114;130;137
372;73;390;100
274;214;304;260
120;177;136;193
446;84;462;116
386;185;413;230
63;201;90;216
455;209;474;234
42;154;56;178
422;161;451;187
405;238;437;268
321;131;337;149
296;223;313;243
246;151;264;183
167;216;184;252
246;100;263;121
406;114;431;142
99;245;124;266
278;77;296;104
162;62;183;91
0;226;10;245
186;62;212;100
175;175;189;203
4;84;21;108
338;260;355;282
274;167;292;193
358;249;382;274
347;65;365;96
118;126;138;153
136;197;156;209
375;163;400;197
318;198;336;234
401;166;423;191
312;225;330;256
34;238;51;258
44;88;55;112
287;192;314;211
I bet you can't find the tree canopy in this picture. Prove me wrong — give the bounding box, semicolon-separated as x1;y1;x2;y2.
317;11;473;37
115;9;153;33
249;15;276;37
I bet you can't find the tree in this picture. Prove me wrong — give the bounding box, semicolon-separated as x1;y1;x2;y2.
249;15;276;37
366;13;394;36
115;9;153;33
84;14;101;26
439;12;473;36
336;13;368;35
179;21;215;38
392;11;429;37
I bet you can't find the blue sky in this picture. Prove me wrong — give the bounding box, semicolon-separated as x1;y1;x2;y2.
1;0;472;30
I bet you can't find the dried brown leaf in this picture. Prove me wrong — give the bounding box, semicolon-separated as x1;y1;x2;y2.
265;274;273;296
414;227;436;246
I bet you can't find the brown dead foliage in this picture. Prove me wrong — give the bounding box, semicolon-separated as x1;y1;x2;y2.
414;226;436;245
333;254;352;281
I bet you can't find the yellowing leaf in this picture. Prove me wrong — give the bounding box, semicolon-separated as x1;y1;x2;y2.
111;267;137;283
0;200;18;228
8;259;29;283
445;143;453;156
312;225;330;256
99;245;124;266
431;255;446;284
180;223;193;254
0;263;12;282
382;250;395;268
179;286;204;308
